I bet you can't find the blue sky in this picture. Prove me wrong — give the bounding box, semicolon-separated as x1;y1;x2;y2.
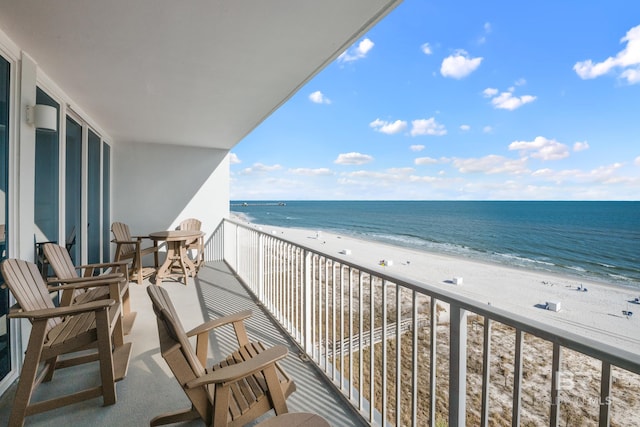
230;1;640;200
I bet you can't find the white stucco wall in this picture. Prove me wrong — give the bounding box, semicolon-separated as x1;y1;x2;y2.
112;141;230;258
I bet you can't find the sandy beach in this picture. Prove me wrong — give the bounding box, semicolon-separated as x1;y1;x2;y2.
234;216;640;354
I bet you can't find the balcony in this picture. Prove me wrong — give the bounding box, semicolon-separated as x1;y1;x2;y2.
1;218;639;426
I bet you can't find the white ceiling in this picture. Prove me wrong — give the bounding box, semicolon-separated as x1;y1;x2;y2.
0;0;401;149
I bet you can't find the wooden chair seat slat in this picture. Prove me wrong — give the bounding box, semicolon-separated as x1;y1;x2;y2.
228;347;265;402
48;312;94;346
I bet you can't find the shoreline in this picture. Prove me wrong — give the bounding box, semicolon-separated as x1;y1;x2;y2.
229;213;640;353
230;210;639;291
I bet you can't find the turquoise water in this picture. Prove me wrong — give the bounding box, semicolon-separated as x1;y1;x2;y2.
231;201;640;289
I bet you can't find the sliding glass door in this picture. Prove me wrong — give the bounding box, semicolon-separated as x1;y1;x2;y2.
87;129;100;264
65;117;82;264
34;88;60;245
102;143;111;263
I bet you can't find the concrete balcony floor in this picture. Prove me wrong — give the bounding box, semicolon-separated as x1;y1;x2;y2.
0;261;364;426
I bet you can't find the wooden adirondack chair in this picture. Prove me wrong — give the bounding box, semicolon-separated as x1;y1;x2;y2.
111;222;159;284
147;285;296;427
42;242;137;334
177;218;204;271
1;259;132;427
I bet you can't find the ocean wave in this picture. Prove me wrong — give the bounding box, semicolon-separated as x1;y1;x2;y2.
608;273;636;282
368;232;475;256
493;252;555;267
567;265;587;272
598;262;617;268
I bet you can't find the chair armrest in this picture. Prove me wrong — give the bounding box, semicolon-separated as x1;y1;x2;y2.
9;299;115;320
77;261;129;270
47;275;125;292
48;273;124;283
185;345;288;388
186;310;252;337
111;239;138;245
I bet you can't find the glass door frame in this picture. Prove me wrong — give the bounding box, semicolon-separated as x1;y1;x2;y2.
0;44;19;397
64;108;109;266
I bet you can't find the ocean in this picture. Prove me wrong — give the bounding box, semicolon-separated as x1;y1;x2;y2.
230;201;640;289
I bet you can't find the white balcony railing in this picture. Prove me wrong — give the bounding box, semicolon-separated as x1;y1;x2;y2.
207;219;640;426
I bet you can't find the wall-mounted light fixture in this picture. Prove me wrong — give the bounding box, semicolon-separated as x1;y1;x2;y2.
26;104;57;132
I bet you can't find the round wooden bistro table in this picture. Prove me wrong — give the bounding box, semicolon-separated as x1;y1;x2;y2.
148;230;204;285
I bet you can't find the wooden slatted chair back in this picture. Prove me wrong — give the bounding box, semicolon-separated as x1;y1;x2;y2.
178;218;201;232
178;218;202;244
43;243;78;279
1;259;61;332
111;222;135;258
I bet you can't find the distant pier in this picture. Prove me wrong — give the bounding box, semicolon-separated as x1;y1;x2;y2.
230;202;287;207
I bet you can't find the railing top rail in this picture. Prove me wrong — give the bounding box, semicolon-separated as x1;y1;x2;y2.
224;218;640;374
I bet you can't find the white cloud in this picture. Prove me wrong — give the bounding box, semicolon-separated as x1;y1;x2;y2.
509;136;570;160
460;124;471;131
369;118;408;134
484;86;536;110
635;156;640;166
334;152;374;165
387;167;415;174
573;141;590;152
483;88;498;97
478;24;491;45
440;49;483;79
421;43;432;55
531;163;629;186
453;155;529;175
492;92;536;110
514;78;527;86
410;144;425;152
574;24;640;84
410;118;447;136
229;152;241;164
239;162;282;175
620;67;640;84
309;90;331;104
415;156;438;165
288;168;333;176
338;38;375;63
483;126;493;133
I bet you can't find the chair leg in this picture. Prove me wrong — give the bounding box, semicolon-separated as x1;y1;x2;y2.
213;383;231;427
112;311;125;349
9;321;47;427
42;355;59;382
263;365;288;416
122;285;131;316
95;308;117;406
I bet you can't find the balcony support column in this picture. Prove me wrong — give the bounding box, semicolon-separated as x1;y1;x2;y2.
449;303;467;427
